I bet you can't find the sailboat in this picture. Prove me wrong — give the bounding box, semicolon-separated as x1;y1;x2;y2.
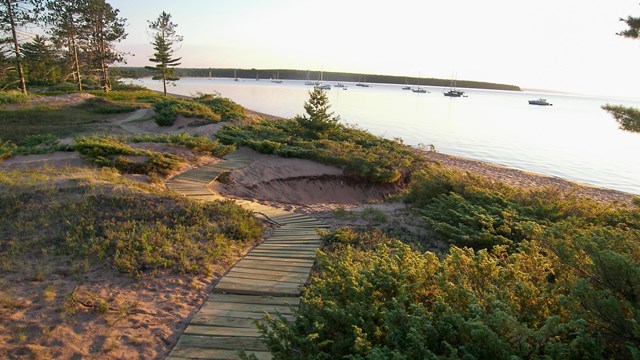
208;68;213;80
356;75;370;87
234;69;240;82
304;70;315;85
443;74;465;97
270;71;282;83
402;78;411;90
411;73;430;93
314;70;331;90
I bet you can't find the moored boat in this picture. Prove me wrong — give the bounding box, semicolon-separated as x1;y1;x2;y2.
444;89;465;97
528;98;552;106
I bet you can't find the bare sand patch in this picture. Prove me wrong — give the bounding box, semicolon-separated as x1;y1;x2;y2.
0;152;89;170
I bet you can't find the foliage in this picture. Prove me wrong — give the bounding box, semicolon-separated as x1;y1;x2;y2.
296;87;340;138
262;225;640;359
602;104;640;133
146;11;182;96
76;96;137;114
153;97;222;126
0;90;28;106
0;138;17;160
73;135;185;176
21;35;62;85
128;133;235;157
0;168;262;277
406;166;640;250
194;93;246;121
217;118;421;184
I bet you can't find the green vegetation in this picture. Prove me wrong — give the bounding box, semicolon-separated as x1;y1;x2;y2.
603;104;640;133
73;135;184;176
0;167;262;277
153;97;221;126
0;90;29;107
193;93;246;121
217;89;420;183
146;11;183;96
128;133;235;156
262;213;640;359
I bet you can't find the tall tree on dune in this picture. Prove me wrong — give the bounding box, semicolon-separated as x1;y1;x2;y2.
83;0;127;93
44;0;87;91
602;9;640;133
146;11;182;96
0;0;38;95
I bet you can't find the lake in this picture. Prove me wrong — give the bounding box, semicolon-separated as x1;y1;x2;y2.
129;77;640;195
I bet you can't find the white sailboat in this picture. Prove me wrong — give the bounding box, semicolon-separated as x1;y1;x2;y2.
304;70;315;85
234;69;240;82
270;71;282;83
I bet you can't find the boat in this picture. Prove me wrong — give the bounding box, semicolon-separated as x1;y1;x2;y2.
315;83;331;90
528;98;552;106
443;74;465;97
444;89;465;97
304;70;315;85
270;71;282;83
334;83;345;87
402;78;411;90
402;86;412;90
412;87;429;93
356;75;370;87
234;69;240;82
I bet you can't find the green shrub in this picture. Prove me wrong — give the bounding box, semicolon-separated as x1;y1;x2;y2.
0;90;29;106
0;139;17;160
73;135;185;176
0;169;263;277
153;97;222;126
76;97;137;114
261;226;640;359
128;133;235;157
194;93;246;121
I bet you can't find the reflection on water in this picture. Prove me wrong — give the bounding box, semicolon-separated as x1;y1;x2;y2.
131;77;640;195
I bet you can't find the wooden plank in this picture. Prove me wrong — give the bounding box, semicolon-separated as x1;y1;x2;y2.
168;349;272;360
244;255;315;265
177;335;268;351
256;243;319;250
224;272;307;285
208;294;300;306
199;301;296;315
183;324;260;337
228;266;310;278
189;315;264;328
249;250;316;259
214;278;302;296
194;308;290;320
233;260;312;271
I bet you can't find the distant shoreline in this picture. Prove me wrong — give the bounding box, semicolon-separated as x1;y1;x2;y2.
118;67;522;92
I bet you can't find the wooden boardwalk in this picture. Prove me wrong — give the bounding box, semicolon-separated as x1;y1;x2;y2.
166;153;327;359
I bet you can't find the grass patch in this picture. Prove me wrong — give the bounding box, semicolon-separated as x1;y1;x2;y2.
0;167;263;277
217;119;422;184
0;90;29;107
128;133;235;157
73;135;185;176
153;98;221;126
193;93;246;121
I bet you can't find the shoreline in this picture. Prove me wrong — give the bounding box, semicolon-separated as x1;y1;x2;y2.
244;108;636;206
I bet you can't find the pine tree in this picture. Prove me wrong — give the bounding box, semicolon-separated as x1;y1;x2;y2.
0;0;38;95
296;87;340;138
21;35;61;84
146;11;182;96
83;0;126;93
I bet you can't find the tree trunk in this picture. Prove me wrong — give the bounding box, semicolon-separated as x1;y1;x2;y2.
70;33;82;91
162;68;167;96
6;0;27;95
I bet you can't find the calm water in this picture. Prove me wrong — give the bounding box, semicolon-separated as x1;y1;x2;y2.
130;77;640;195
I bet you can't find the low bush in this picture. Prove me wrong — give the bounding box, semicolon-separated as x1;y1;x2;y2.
76;97;137;114
0;139;17;160
261;227;640;359
128;133;235;157
0;168;263;277
153;98;221;126
73;135;185;176
0;90;29;106
194;93;246;121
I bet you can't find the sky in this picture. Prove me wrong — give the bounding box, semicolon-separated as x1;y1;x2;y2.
108;0;640;98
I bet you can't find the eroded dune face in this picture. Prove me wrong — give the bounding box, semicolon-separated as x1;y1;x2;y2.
210;147;398;206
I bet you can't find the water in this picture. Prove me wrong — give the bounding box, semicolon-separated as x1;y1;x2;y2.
130;77;640;195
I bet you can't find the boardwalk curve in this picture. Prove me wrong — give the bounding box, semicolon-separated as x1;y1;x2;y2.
166;152;327;359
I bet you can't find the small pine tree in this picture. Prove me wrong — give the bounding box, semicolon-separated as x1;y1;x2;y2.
146;11;182;96
296;87;340;138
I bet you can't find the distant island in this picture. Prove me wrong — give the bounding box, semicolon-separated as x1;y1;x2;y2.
115;67;522;92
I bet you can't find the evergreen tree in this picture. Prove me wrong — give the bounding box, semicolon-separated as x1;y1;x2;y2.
83;0;126;93
0;0;38;94
21;35;61;84
146;11;182;96
603;8;640;133
296;87;340;138
44;0;87;90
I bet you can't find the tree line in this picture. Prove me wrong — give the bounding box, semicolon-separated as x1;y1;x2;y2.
0;0;181;95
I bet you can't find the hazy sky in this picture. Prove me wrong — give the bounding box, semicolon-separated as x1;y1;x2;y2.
109;0;640;98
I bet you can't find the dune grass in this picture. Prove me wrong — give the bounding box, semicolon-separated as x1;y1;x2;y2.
0;167;263;277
